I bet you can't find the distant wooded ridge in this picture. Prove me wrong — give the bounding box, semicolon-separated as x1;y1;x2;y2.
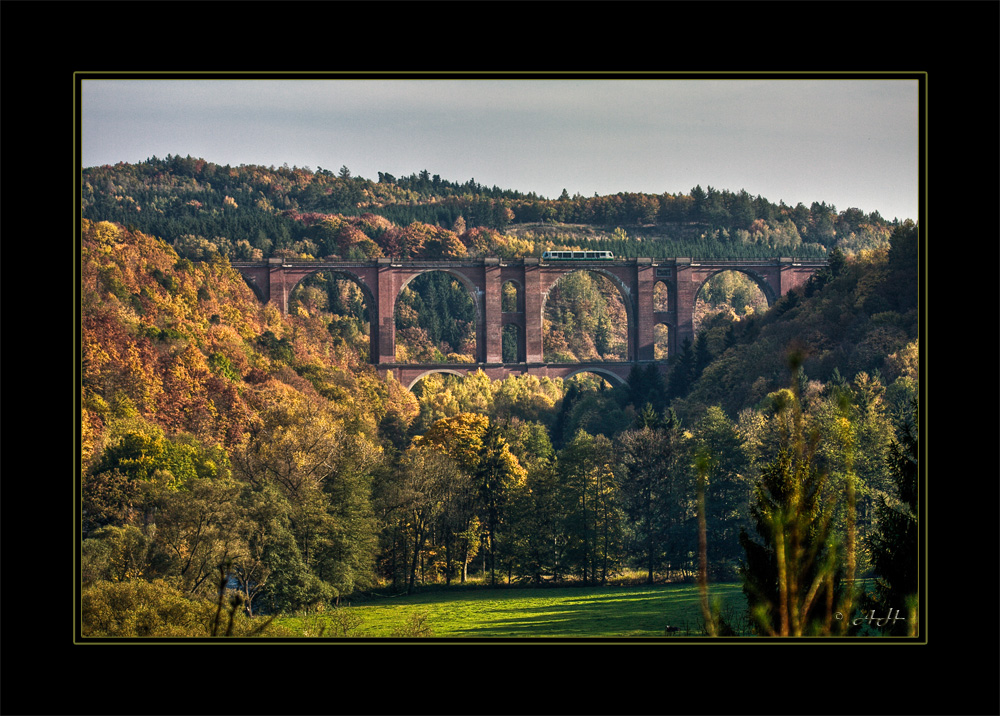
82;156;902;262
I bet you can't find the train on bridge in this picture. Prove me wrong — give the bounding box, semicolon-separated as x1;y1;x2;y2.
541;250;615;261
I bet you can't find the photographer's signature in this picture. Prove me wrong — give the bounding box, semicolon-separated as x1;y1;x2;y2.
835;608;905;627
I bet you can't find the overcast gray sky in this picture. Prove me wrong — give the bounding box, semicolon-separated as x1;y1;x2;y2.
81;77;920;222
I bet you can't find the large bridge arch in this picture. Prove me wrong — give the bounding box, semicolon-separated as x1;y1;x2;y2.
684;267;777;338
690;267;778;310
393;267;484;363
539;266;635;362
284;267;378;358
286;267;378;312
540;266;634;305
671;258;821;347
397;268;483;310
395;268;484;325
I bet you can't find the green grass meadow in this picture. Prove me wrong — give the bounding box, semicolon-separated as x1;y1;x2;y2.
275;581;749;639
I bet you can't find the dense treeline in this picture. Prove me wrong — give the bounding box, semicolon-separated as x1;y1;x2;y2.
82;156;900;264
79;173;919;636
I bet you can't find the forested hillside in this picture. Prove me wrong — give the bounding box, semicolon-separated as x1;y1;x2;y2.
78;159;920;638
82;155;903;262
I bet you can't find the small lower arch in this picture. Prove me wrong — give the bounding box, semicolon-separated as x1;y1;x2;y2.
405;368;469;391
562;367;628;388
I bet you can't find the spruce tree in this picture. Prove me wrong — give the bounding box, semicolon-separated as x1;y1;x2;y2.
633;402;661;430
666;338;695;400
693;333;712;378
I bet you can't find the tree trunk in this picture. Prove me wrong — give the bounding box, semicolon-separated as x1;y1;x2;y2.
697;466;715;636
488;529;496;587
408;524;426;594
646;489;654;584
444;531;452;586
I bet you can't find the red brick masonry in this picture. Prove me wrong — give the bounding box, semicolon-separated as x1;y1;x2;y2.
233;257;823;388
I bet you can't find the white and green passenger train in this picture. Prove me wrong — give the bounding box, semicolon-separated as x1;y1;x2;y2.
541;250;615;260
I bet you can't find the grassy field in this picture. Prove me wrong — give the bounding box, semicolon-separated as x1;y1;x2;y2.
275;581;749;639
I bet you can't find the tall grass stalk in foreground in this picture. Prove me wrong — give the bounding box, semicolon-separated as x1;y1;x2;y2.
211;562;275;637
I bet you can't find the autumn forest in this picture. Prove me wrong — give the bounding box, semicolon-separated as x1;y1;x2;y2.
78;156;920;639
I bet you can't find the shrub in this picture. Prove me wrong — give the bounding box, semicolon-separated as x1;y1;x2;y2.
81;578;291;638
81;579;213;637
391;611;434;638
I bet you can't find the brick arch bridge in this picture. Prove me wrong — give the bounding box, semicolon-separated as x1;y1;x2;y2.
232;256;824;388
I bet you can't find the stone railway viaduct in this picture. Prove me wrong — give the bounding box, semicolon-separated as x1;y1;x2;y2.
232;257;824;389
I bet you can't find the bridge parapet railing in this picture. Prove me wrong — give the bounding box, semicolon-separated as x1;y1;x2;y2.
232;259;379;268
682;257;826;264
